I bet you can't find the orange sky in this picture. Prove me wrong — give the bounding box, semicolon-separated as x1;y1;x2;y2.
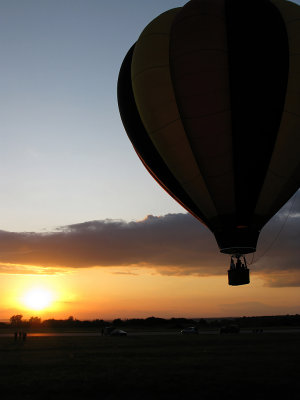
0;199;299;321
1;264;300;321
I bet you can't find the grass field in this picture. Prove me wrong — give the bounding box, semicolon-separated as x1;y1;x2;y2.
0;332;299;399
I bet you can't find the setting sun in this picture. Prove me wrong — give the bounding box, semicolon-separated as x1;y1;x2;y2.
21;287;54;311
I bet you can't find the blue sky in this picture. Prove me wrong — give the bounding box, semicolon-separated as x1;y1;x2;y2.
0;0;187;232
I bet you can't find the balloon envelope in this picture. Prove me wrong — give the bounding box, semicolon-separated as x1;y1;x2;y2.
118;0;300;256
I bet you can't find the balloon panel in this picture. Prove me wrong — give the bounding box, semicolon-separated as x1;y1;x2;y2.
117;45;209;226
255;0;300;223
169;0;235;217
131;8;218;222
224;0;289;228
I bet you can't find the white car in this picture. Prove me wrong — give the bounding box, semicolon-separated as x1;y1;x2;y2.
109;329;127;336
180;326;198;335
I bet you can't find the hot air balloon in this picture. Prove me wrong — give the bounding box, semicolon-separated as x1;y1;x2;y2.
117;0;300;285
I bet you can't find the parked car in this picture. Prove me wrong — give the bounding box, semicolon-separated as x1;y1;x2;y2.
219;324;240;334
109;329;127;336
103;326;127;336
180;326;198;335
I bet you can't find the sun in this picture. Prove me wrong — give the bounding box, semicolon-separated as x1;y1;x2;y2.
21;287;54;311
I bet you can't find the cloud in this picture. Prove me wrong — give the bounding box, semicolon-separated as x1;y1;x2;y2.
0;213;222;269
0;192;299;286
260;272;300;288
0;263;69;276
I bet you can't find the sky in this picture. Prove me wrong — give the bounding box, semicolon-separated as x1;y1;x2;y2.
0;0;299;321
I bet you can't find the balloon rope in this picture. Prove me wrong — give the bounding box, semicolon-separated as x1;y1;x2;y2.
248;252;255;265
249;190;298;266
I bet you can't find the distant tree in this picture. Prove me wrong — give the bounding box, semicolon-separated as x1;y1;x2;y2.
10;314;23;328
93;319;105;327
28;317;42;327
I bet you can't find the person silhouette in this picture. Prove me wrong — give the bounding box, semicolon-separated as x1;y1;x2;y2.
230;257;235;270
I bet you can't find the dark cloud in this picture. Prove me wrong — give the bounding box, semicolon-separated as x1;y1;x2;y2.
0;191;299;286
0;213;222;270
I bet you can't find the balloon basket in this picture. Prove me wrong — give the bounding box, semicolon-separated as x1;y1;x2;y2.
228;268;250;286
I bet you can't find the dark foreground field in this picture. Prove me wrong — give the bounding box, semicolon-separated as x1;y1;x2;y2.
0;332;299;400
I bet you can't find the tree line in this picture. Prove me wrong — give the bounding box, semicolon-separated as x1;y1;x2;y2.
2;314;300;330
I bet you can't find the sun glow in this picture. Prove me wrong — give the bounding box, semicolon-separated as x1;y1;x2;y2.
21;287;54;311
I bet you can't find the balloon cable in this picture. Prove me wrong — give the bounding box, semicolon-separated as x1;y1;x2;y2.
249;190;298;266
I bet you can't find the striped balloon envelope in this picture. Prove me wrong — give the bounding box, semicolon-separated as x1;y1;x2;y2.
117;0;300;285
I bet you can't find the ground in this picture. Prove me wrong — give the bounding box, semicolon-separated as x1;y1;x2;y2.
0;332;299;399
